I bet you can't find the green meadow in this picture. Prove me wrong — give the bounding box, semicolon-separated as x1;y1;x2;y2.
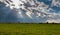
0;23;60;35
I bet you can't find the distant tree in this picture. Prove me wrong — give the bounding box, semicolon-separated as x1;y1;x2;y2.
46;22;48;24
52;22;54;24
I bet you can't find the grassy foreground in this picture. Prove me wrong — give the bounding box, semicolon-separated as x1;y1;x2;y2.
0;23;60;35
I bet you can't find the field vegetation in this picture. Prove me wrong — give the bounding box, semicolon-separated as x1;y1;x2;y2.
0;23;60;35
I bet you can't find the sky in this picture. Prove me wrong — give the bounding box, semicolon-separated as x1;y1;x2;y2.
0;0;60;23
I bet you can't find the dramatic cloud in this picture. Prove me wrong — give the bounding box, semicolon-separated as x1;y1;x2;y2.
51;0;60;7
0;0;60;23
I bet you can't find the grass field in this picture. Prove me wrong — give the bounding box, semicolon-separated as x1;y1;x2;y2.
0;23;60;35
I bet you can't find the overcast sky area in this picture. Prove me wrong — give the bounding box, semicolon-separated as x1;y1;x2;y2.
0;0;60;23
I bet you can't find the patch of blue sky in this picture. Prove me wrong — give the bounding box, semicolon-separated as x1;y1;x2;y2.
51;6;60;13
37;0;52;5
